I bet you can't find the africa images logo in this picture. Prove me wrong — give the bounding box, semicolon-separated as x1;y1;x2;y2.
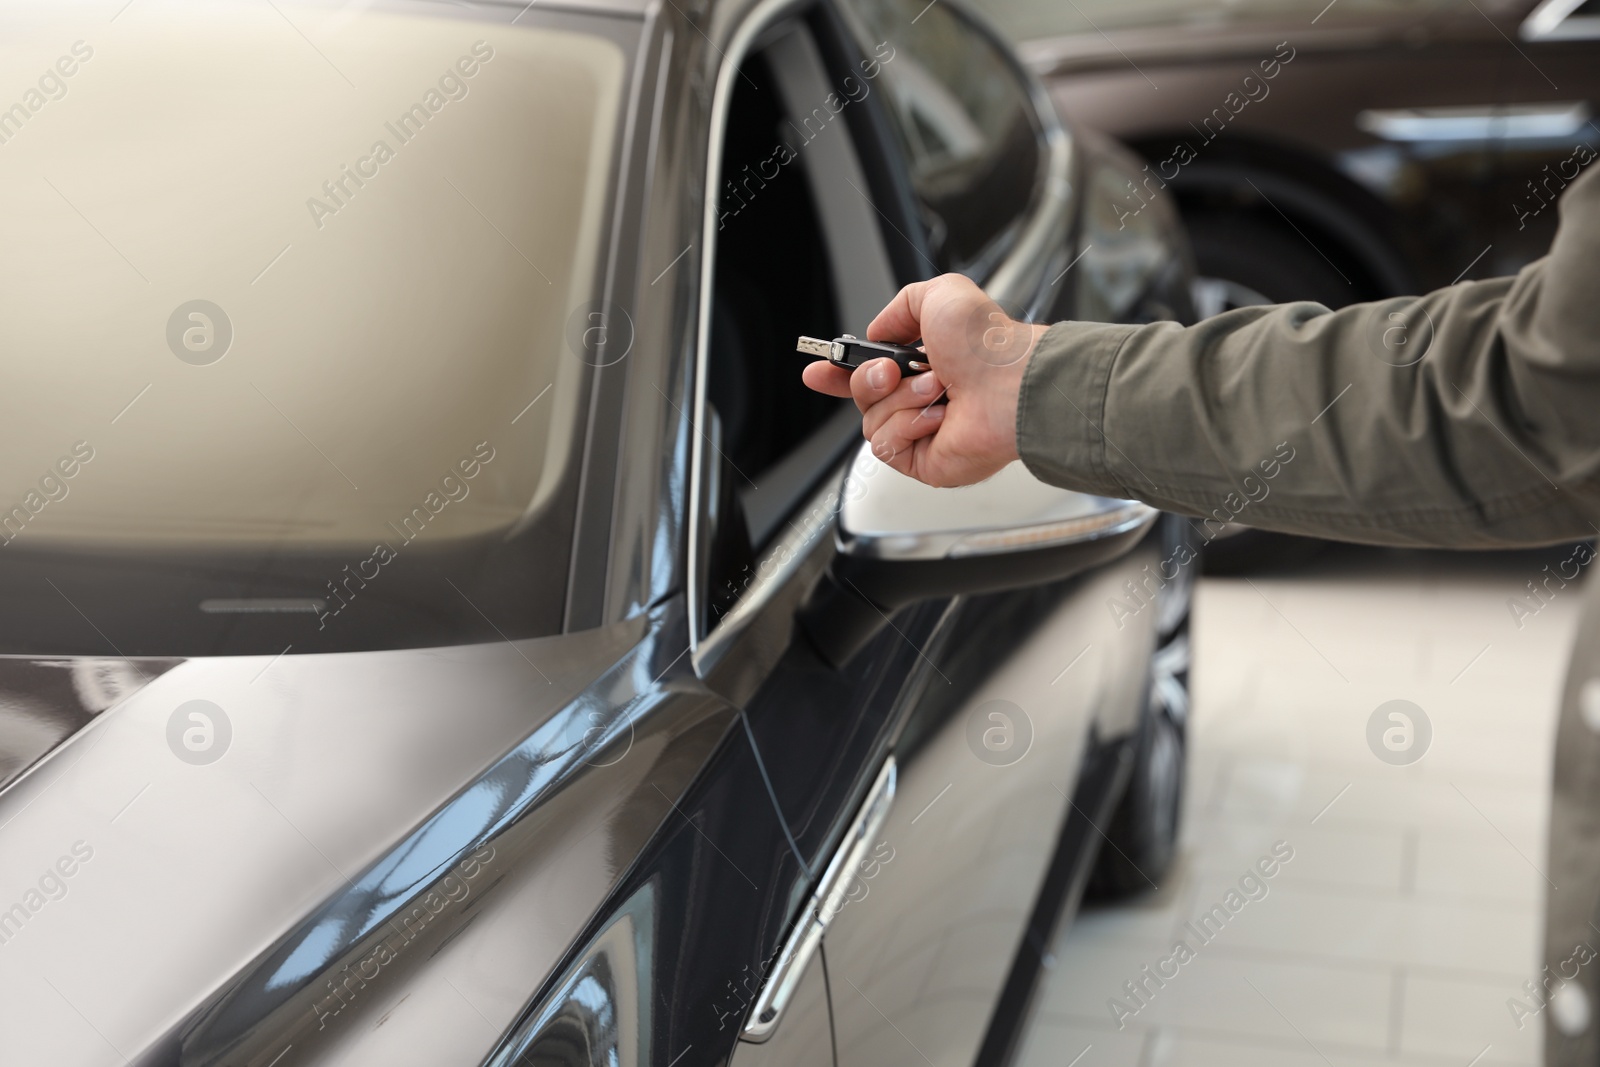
1366;699;1431;765
309;845;495;1031
0;440;95;547
166;300;233;365
965;699;1033;766
0;40;94;148
315;440;496;630
166;700;232;765
305;41;495;230
1107;842;1294;1029
716;42;896;230
0;841;95;950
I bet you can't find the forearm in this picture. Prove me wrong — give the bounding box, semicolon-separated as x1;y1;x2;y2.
1017;254;1600;549
810;166;1600;535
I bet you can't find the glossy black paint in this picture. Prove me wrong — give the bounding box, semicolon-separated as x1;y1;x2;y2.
972;736;1133;1067
492;680;811;1067
125;610;672;1065
481;0;1198;1046
737;602;942;876
184;0;1194;1062
0;656;181;791
493;562;1163;1067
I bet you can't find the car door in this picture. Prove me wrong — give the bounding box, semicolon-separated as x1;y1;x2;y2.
790;7;1173;1067
691;3;1160;1066
685;12;932;1065
476;9;990;1064
686;6;1038;1062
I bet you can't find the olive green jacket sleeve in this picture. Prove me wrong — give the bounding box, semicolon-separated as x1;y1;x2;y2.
1016;162;1600;549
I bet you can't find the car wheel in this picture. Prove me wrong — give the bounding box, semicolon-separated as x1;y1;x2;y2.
1087;625;1189;899
1185;210;1363;312
1200;524;1329;575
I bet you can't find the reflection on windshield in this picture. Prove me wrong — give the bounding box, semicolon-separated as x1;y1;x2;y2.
0;1;626;656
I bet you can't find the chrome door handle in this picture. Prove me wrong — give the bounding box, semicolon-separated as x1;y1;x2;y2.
740;756;897;1042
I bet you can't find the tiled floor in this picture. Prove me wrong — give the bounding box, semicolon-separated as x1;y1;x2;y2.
1016;544;1586;1067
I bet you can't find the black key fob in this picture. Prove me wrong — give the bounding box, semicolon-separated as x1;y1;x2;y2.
797;334;930;376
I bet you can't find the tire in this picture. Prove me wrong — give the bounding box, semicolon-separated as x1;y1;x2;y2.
1200;525;1328;576
1153;512;1197;639
1185;210;1363;312
1086;623;1190;899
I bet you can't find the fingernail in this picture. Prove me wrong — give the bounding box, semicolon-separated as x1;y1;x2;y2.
868;362;888;390
924;403;945;419
911;373;936;396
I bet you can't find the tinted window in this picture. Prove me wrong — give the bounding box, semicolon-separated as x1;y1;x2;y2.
838;0;1042;272
709;50;843;500
704;46;855;626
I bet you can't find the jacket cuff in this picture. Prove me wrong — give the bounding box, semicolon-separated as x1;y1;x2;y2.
1015;320;1141;497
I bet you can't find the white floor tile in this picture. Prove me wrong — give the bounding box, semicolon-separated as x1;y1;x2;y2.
1038;944;1395;1051
1019;548;1577;1066
1171;879;1537;976
1402;970;1544;1063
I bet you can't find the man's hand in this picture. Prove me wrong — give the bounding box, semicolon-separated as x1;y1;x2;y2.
801;273;1046;487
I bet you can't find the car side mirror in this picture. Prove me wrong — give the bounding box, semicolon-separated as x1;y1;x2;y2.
800;445;1156;667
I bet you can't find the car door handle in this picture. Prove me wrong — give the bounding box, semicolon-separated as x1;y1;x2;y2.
1356;102;1592;142
740;756;898;1042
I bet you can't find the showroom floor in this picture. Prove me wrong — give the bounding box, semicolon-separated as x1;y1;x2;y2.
1015;544;1585;1067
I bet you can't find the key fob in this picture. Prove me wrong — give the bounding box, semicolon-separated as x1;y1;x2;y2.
797;334;930;376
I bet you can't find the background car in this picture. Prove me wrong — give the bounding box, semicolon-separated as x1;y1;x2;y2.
0;0;1197;1065
969;0;1600;570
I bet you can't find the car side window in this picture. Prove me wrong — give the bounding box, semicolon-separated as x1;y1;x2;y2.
834;0;1042;273
705;43;844;509
701;25;899;629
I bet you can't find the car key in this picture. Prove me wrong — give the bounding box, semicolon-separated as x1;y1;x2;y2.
797;334;931;376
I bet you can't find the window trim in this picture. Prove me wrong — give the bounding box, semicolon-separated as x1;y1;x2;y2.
687;0;836;656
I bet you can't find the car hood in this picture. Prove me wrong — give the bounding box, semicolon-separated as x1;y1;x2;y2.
0;613;725;1066
0;656;184;793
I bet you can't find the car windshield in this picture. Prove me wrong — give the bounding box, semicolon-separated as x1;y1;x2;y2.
0;1;628;656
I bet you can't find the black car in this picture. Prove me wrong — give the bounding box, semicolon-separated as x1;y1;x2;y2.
0;1;1193;1064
